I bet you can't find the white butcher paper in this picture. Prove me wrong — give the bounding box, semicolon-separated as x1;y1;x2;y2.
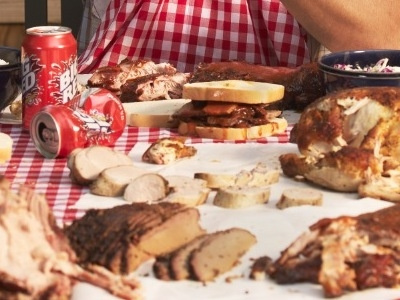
71;141;399;300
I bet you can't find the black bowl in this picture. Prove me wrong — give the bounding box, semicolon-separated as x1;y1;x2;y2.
0;47;21;111
318;49;400;93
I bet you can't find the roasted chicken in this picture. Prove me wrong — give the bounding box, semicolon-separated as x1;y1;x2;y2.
280;87;400;200
267;204;400;298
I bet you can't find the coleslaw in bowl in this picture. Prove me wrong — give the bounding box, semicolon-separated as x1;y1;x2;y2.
318;49;400;93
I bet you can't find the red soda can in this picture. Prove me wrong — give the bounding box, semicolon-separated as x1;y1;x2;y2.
30;88;126;158
21;26;78;131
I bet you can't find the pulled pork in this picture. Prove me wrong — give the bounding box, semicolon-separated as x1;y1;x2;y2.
0;178;141;300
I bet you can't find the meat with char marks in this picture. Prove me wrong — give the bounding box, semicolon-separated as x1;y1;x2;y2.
266;204;400;298
0;178;141;300
189;61;326;110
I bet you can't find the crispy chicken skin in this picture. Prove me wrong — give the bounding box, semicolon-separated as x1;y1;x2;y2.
282;87;400;198
267;204;400;298
280;147;382;192
291;87;400;159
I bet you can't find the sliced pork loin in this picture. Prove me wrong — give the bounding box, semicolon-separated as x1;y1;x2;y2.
121;174;211;207
213;185;271;209
90;165;150;197
195;162;280;189
163;175;211;206
153;227;257;282
123;173;169;203
64;202;205;274
68;146;133;185
0;179;141;300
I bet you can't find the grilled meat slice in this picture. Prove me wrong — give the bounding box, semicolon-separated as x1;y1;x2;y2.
153;228;256;282
173;101;283;128
189;61;325;110
267;204;400;298
64;202;205;274
120;72;190;102
87;58;178;96
0;179;141;300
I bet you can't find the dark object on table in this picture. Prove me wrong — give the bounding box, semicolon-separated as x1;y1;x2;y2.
318;49;400;93
189;61;326;111
0;46;21;112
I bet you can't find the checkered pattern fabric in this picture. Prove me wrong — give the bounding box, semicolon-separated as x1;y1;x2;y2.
0;122;292;225
78;0;310;74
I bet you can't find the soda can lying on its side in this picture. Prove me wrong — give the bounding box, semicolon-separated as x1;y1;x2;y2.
30;88;126;158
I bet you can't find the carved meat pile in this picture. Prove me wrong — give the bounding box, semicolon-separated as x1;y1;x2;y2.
280;86;400;201
0;178;140;300
188;61;326;110
64;202;206;274
266;204;400;298
87;58;190;102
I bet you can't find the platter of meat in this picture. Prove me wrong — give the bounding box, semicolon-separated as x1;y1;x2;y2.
69;139;400;300
65;70;400;299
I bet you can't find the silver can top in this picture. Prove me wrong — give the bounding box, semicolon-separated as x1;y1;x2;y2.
26;26;72;35
30;111;60;159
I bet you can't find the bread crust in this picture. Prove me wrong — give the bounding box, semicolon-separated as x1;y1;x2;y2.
178;118;288;140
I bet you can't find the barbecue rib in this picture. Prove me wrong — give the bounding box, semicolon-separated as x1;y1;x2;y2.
87;58;190;101
188;61;326;110
120;72;190;102
266;204;400;298
0;178;140;300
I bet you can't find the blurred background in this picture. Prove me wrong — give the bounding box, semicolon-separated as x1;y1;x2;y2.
0;0;67;48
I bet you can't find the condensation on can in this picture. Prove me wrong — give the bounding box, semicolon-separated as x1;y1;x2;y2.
21;26;78;131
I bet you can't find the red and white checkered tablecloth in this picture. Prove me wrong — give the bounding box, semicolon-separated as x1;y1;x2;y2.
78;0;310;74
0;124;291;225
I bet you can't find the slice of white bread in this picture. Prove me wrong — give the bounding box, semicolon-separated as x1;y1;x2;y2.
276;188;323;209
182;80;284;104
178;117;288;140
0;133;13;164
123;99;190;127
